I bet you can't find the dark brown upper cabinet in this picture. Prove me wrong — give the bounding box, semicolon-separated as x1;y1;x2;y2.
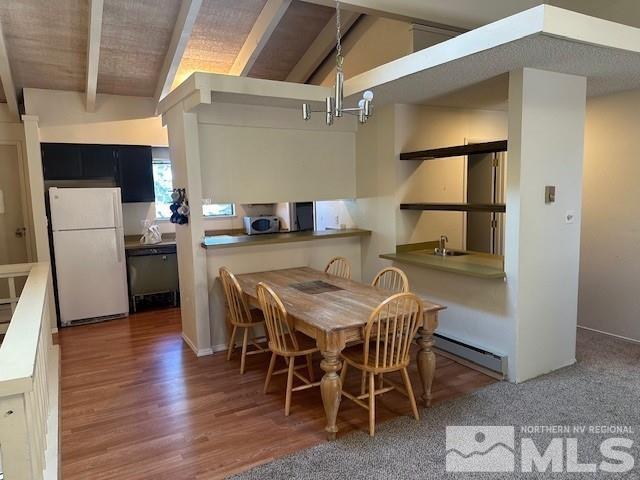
117;146;155;203
41;143;156;203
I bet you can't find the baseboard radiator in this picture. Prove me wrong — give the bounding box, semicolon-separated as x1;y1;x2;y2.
434;333;507;378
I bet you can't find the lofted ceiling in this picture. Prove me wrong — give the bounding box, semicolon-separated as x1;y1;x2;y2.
172;0;268;88
1;0;640;115
98;0;181;97
0;0;340;112
248;1;335;81
0;0;88;93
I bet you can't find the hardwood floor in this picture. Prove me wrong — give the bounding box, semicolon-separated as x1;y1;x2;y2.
59;308;495;480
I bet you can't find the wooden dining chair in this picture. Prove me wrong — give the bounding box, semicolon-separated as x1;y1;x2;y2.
371;266;410;294
219;267;267;374
324;256;351;279
339;292;424;436
257;282;320;416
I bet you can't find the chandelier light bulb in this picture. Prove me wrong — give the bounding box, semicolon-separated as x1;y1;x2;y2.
300;1;373;125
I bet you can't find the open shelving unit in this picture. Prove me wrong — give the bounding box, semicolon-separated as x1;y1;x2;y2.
400;140;508;213
400;140;508;161
400;203;506;213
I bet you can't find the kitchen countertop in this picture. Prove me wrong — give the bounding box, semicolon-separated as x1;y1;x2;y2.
380;241;505;279
201;228;371;250
124;234;176;250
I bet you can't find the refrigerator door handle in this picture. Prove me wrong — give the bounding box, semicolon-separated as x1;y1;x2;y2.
116;230;123;264
112;190;120;227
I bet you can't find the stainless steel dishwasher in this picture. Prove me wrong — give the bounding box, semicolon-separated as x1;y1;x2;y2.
126;244;179;312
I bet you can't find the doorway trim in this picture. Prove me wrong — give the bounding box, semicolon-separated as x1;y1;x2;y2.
463;137;506;254
0;140;35;262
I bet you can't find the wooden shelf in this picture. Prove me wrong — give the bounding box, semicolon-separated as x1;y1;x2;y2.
400;203;506;213
400;140;507;161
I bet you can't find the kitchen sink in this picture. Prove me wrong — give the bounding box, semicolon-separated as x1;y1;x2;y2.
431;250;470;257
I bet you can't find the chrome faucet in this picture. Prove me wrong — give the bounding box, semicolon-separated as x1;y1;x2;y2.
435;235;449;256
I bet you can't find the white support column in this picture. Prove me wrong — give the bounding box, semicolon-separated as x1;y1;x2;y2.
506;68;586;382
22;116;49;262
22;115;58;333
164;105;212;356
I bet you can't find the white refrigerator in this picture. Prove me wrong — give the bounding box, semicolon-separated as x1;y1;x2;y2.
49;187;129;326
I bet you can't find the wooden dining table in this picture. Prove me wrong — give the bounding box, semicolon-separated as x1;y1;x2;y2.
236;266;446;440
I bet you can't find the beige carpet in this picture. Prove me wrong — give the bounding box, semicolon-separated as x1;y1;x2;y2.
231;329;640;479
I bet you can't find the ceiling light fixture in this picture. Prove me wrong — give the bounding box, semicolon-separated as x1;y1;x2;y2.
302;0;373;125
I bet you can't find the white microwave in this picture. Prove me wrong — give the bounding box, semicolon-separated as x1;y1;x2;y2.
243;216;280;235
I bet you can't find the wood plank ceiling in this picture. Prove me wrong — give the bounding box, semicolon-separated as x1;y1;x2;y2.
98;0;181;97
0;0;340;105
0;0;88;93
249;1;335;81
172;0;268;88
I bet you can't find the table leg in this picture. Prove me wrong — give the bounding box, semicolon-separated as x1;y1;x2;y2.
320;350;342;440
417;311;439;407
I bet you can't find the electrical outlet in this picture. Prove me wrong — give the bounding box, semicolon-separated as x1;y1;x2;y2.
565;210;576;224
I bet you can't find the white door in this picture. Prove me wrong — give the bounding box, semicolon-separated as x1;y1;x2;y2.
53;228;128;323
49;187;122;231
0;144;30;325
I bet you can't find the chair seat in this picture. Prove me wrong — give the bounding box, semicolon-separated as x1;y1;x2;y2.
341;344;409;373
271;331;319;357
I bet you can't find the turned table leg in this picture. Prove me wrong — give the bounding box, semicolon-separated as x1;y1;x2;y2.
416;311;439;407
320;350;342;440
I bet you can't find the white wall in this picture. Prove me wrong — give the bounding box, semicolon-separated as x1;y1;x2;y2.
206;238;363;350
350;74;586;382
507;68;586;382
24;89;167;146
395;104;507;249
352;102;515;376
310;16;413;86
0;106;33;262
22;89;250;237
579;89;640;342
315;200;357;230
197;102;357;204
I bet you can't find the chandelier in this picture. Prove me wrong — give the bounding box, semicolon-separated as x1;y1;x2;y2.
302;0;374;125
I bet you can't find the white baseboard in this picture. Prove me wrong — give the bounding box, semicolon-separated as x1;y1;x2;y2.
181;333;214;357
51;327;58;334
577;324;640;345
211;343;227;353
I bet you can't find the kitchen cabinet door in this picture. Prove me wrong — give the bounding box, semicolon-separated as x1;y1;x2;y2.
117;146;155;203
81;145;118;179
42;143;83;180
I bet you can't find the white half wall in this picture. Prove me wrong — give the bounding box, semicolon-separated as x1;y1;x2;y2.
197;103;356;204
206;238;363;351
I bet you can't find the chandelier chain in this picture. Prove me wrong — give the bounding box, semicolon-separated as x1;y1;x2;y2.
335;0;342;61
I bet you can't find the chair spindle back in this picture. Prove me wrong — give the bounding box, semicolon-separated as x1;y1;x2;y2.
363;293;423;370
256;282;299;354
371;267;409;294
324;256;351;279
219;267;253;327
